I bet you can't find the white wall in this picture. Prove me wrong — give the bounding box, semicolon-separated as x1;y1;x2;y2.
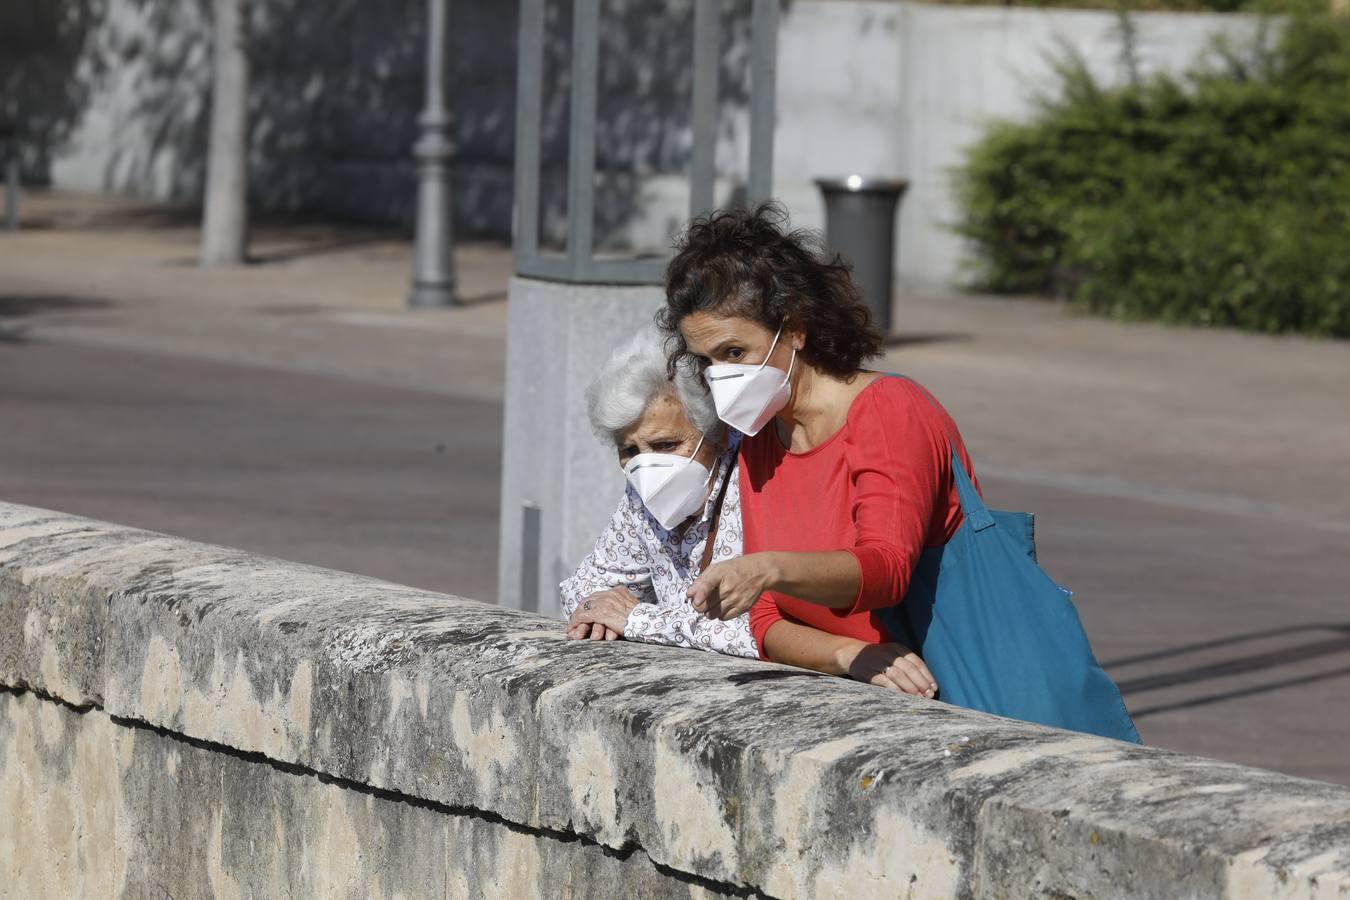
771;1;1264;288
598;2;1261;287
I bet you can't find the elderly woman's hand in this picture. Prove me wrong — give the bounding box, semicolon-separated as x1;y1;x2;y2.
687;554;775;621
566;588;641;641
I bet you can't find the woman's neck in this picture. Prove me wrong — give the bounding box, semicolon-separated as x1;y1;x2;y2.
774;366;867;452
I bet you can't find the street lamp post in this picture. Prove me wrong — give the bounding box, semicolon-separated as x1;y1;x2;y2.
408;0;457;307
2;124;19;231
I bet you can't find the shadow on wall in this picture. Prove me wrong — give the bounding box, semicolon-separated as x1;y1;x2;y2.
534;0;757;252
6;0;764;245
0;0;107;183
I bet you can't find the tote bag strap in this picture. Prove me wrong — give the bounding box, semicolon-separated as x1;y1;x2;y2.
886;374;995;532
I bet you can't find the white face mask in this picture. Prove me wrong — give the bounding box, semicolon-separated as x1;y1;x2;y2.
703;326;796;436
624;435;714;531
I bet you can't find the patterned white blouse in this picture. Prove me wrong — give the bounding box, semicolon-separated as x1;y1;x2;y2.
559;442;757;658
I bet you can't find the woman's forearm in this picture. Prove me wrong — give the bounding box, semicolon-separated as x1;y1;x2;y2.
763;618;937;697
760;550;860;610
762;618;863;674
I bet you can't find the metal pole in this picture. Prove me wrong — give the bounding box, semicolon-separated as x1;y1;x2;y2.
4;148;17;232
409;0;458;306
520;502;541;613
565;0;600;279
512;0;545;269
747;0;779;205
689;0;719;220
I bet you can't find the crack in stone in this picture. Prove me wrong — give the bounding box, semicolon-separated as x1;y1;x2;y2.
2;681;767;899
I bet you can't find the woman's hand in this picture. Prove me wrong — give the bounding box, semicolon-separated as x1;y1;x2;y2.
566;588;641;641
688;554;777;621
835;641;938;698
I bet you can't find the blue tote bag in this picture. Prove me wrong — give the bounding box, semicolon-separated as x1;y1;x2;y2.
877;432;1141;743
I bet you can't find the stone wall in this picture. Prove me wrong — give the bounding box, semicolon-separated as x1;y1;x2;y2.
496;277;666;615
4;499;1350;898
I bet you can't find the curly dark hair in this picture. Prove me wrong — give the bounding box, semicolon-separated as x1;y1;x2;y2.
657;202;882;377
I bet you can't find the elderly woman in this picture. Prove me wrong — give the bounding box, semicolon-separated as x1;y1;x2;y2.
559;325;754;656
562;326;940;695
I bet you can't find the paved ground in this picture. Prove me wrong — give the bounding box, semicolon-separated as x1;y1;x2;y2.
2;191;1348;784
0;341;502;603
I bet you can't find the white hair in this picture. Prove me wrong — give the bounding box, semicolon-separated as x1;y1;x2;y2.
586;325;722;446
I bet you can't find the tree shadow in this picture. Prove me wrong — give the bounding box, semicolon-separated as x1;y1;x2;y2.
0;0;107;183
1106;623;1350;719
1104;623;1350;670
82;204;203;231
1128;664;1350;720
0;293;116;346
455;289;508;307
0;294;115;318
247;234;391;266
883;331;973;349
7;0;766;252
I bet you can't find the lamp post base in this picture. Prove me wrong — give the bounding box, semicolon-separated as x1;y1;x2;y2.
4;154;19;231
408;280;457;308
407;135;458;308
408;0;456;308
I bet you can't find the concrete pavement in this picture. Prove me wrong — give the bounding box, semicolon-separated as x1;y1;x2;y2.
1;191;1348;784
0;340;502;603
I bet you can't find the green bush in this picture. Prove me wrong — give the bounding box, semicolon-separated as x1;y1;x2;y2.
954;12;1350;337
928;1;1273;9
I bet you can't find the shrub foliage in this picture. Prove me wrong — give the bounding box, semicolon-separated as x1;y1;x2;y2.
931;1;1265;8
954;12;1350;337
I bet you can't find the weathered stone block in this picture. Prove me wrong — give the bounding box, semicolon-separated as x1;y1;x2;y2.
2;500;1349;898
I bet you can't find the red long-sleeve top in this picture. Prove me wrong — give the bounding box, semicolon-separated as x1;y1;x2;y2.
742;375;979;658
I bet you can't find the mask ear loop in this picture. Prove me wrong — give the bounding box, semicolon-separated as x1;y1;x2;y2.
756;325;784;372
684;434;716;486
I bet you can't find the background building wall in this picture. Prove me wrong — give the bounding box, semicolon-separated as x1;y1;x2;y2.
30;1;1261;284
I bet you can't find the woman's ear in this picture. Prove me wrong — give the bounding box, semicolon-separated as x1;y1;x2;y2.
782;315;806;352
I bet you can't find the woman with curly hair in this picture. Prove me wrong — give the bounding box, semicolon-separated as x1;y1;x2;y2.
657;202;973;697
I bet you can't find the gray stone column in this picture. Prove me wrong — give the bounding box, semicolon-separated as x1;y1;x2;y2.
496;277;664;614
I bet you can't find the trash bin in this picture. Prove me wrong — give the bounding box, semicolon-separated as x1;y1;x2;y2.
815;176;909;335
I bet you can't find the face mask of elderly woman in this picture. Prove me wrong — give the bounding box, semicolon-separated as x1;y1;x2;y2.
617;392;720;531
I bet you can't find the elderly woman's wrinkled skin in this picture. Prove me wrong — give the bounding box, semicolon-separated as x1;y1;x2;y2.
614;393;721;473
